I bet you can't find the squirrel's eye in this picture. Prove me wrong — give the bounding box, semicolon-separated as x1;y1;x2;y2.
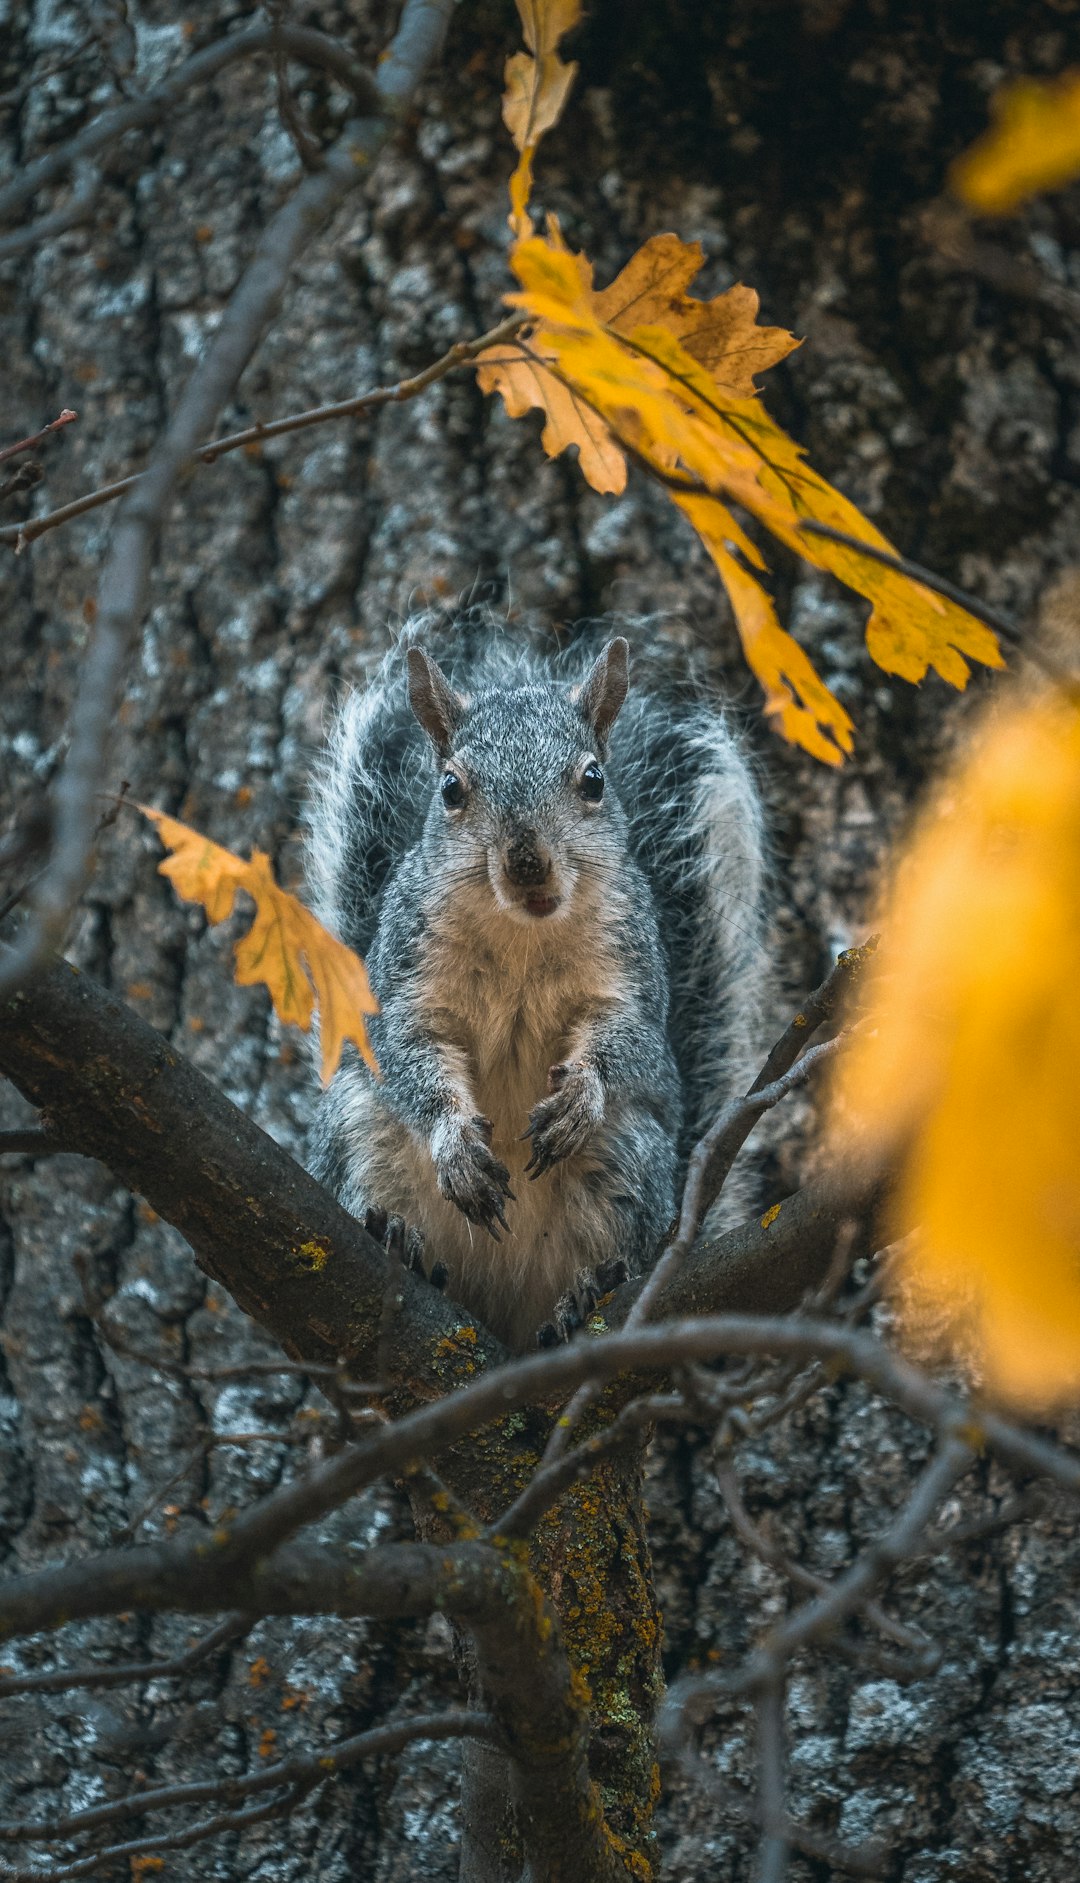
580;762;605;803
441;771;466;810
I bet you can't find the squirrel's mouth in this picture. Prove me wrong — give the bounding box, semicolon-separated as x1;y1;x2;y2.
523;893;561;918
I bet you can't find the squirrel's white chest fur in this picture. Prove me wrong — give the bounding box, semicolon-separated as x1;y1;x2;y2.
341;878;629;1350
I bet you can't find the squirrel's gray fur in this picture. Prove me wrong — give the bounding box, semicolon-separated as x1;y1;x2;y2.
305;606;766;1352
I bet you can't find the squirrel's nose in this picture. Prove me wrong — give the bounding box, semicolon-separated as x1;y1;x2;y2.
504;829;551;887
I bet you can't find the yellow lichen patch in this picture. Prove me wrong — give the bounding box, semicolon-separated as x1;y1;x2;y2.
293;1239;328;1272
760;1202;781;1229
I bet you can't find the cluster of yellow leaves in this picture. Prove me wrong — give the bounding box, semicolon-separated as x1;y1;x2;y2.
138;807;378;1084
832;693;1080;1409
480;1;1003;764
950;68;1080;214
479;226;1003;763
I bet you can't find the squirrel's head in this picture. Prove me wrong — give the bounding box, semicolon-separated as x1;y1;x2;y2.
406;638;630;925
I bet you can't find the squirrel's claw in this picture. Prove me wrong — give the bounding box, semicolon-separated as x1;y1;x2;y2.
524;1060;603;1179
434;1115;514;1239
365;1206;443;1290
536;1260;626;1347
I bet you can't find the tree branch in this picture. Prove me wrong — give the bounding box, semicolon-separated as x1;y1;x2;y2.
0;22;380;227
0;315;529;551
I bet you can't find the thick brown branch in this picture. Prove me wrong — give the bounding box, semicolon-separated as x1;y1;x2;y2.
0;1540;625;1883
0;954;506;1391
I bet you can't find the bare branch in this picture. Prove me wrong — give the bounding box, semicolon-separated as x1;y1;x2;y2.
0;1708;495;1848
0;315;528;550
0;22;379;228
0;166;100;264
0;463;44;509
0;1613;250;1699
0;410;78;466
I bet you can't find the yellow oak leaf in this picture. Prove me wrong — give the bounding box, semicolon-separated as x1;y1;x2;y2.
593;234;800;395
656;378;1005;690
481;224;1003;762
832;694;1080;1407
476;231;799;495
502;0;581;152
497;236;778;507
950;69;1080;215
137;807;378;1084
610;318;1002;688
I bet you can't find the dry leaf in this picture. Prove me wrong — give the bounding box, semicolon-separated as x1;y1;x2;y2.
138;806;378;1084
950;68;1080;214
832;695;1080;1407
502;0;581;236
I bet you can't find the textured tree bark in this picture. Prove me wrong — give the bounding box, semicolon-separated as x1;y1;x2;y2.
4;0;1080;1875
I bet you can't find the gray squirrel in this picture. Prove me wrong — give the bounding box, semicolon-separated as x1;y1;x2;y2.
305;610;766;1352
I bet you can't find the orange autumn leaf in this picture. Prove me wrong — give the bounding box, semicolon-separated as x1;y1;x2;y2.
950;69;1080;215
684;389;1006;690
502;0;581;237
832;694;1080;1408
593;234;800;396
482;225;1004;760
476;232;797;496
674;490;854;765
137;806;378;1084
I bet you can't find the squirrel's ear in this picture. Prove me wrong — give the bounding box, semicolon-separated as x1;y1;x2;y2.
578;637;630;748
407;648;464;756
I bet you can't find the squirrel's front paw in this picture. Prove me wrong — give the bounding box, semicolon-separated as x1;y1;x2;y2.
524;1061;603;1179
432;1114;515;1240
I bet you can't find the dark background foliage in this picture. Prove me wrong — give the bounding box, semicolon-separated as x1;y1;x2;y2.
1;0;1078;1876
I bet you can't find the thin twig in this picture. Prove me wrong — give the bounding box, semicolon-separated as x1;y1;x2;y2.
0;166;100;264
0;1613;250;1699
0;1709;495;1847
0;314;528;550
0;410;77;466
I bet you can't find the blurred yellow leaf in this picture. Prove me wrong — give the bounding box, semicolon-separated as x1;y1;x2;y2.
950;69;1080;214
137;806;378;1084
502;0;581;237
833;695;1080;1407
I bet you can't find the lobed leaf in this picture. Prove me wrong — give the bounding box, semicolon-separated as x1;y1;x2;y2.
479;225;1004;760
138;807;379;1084
950;69;1080;215
832;696;1080;1407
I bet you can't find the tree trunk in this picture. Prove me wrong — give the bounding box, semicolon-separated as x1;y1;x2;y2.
3;0;1080;1876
